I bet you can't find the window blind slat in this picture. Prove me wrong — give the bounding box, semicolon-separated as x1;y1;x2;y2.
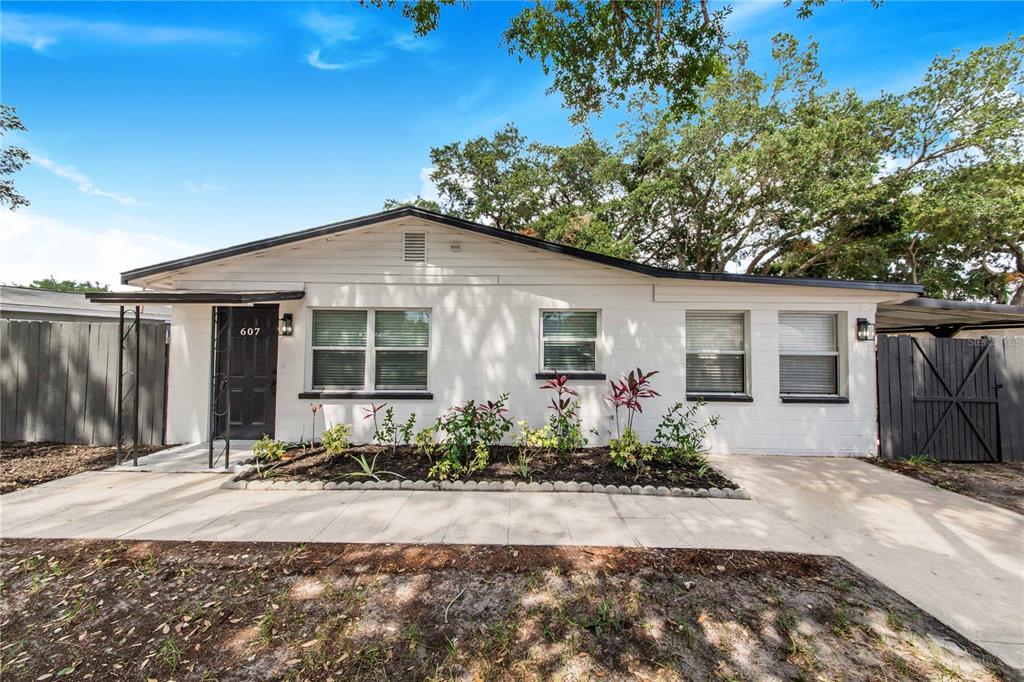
686;354;745;393
376;350;428;389
542;312;597;338
313;310;367;347
543;340;596;371
686;312;744;351
779;312;837;353
313;350;365;388
780;355;838;394
375;311;430;347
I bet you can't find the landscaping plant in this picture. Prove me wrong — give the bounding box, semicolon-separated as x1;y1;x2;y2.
606;369;660;477
362;402;389;444
252;435;288;479
652;400;720;465
510;420;557;480
428;394;513;480
540;374;587;454
344;453;404;482
320;423;352;457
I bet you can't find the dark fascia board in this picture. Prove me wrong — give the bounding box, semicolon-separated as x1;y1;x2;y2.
120;206;924;294
893;297;1024;316
86;291;305;304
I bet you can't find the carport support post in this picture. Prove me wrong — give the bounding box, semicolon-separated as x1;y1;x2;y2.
133;305;141;467
116;306;125;464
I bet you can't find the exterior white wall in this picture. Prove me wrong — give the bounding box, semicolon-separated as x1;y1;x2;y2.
160;217;896;456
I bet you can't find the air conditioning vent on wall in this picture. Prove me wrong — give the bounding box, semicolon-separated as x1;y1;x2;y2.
403;232;426;262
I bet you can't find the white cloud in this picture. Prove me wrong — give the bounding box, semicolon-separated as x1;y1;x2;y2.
1;11;251;53
299;9;434;72
0;209;199;290
418;167;441;203
306;48;344;71
34;156;143;206
183;179;225;194
301;10;358;45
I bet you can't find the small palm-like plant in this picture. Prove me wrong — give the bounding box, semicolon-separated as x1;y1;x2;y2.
606;368;660;438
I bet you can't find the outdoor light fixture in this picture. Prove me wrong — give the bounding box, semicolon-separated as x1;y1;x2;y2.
856;317;875;341
278;314;294;336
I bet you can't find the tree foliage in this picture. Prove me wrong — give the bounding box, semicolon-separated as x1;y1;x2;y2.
27;277;110;293
1;104;30;210
504;1;726;124
396;35;1024;303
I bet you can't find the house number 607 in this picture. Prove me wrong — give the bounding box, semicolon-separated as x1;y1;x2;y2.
239;327;261;336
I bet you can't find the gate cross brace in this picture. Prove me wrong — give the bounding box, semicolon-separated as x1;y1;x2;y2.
914;339;997;461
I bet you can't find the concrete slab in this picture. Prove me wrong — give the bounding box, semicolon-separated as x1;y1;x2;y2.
110;441;256;473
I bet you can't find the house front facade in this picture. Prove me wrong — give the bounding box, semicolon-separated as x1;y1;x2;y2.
99;207;922;456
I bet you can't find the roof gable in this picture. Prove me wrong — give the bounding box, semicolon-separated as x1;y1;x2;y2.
122;207;923;294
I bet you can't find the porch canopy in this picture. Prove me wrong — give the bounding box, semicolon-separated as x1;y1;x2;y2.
876;297;1024;336
85;290;305;304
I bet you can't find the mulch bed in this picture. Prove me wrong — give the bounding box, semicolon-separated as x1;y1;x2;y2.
868;458;1024;516
242;444;738;490
0;442;167;494
1;539;1015;681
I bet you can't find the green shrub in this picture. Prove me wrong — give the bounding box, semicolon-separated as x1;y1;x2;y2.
652;400;719;464
428;394;513;480
253;435;287;463
321;423;352;456
540;375;588;454
510;421;557;480
608;427;656;478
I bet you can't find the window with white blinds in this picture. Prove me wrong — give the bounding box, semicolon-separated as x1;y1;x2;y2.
685;311;747;394
541;311;598;371
779;312;839;395
311;310;430;390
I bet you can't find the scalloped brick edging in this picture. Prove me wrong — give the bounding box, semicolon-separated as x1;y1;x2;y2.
221;474;749;499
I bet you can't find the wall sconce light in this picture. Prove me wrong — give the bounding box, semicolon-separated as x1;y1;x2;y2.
856;318;875;341
278;314;294;337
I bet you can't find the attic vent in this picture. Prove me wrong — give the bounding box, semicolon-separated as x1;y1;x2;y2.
403;232;426;262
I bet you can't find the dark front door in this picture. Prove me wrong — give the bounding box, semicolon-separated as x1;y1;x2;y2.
213;305;279;440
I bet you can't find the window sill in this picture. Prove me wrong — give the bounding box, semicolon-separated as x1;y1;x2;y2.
780;395;849;404
686;394;753;403
535;372;607;380
299;391;434;400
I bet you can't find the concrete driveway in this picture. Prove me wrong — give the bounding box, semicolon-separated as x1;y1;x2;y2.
1;454;1021;668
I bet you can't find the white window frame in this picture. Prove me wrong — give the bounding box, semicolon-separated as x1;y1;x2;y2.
778;311;846;398
308;308;431;391
684;310;751;396
539;309;601;373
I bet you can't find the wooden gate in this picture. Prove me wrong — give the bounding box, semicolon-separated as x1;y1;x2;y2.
877;335;1023;461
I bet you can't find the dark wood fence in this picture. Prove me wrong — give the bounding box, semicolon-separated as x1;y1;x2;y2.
877;335;1023;461
0;320;168;445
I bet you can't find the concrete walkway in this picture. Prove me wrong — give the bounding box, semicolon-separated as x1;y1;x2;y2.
1;455;1021;668
110;441;256;473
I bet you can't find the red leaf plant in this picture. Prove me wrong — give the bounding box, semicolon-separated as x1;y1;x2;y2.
606;368;660;437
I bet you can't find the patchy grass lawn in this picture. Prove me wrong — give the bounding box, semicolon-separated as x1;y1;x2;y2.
869;458;1024;515
0;442;167;494
245;444;737;490
0;540;1014;681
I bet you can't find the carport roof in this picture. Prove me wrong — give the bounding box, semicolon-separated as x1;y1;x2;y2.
85;290;305;305
876;297;1024;335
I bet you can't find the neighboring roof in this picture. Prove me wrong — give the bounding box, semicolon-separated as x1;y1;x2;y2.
121;207;924;294
876;297;1024;334
86;290;306;305
0;285;171;321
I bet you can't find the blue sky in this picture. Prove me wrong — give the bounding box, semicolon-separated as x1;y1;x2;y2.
2;1;1021;288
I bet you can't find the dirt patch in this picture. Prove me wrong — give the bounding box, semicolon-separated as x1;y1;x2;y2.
244;444;737;490
0;540;1015;681
868;458;1024;515
0;442;167;494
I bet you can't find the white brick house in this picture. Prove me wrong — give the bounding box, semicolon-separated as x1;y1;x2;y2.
95;207;922;456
